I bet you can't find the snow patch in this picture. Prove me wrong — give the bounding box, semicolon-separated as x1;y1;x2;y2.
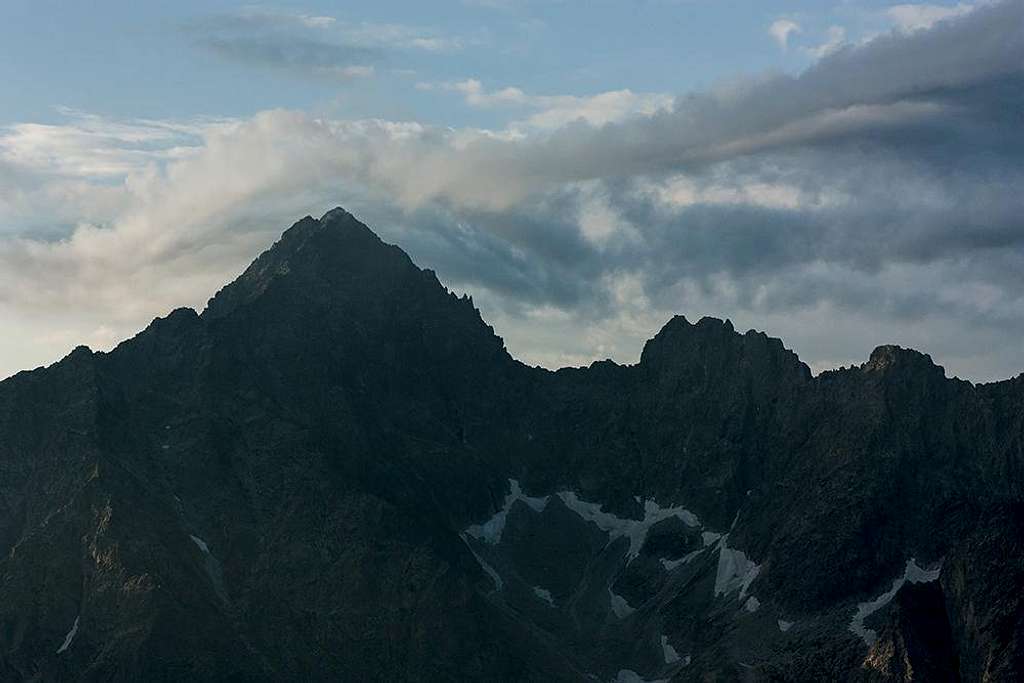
778;619;794;632
850;558;942;645
56;616;79;654
905;558;942;584
190;535;210;554
609;587;636;618
714;536;760;600
464;479;549;545
558;490;701;562
464;479;709;568
459;532;503;592
744;596;761;613
701;531;722;546
532;586;556;607
660;547;705;571
661;635;681;664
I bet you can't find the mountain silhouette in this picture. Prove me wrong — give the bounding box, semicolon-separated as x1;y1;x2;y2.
1;209;1021;681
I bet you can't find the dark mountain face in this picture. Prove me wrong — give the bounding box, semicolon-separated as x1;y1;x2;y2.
1;208;1021;682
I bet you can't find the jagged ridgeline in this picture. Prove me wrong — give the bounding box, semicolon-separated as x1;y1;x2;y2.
1;209;1021;682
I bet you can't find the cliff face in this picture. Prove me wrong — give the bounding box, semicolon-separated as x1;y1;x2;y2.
1;209;1021;682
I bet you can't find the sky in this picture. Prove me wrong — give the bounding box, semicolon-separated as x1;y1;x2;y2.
1;0;1022;381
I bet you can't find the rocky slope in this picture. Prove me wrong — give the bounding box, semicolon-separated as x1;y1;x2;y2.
0;208;1021;681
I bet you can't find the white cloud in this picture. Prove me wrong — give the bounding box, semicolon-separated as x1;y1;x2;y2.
769;19;801;50
804;25;847;59
574;182;632;245
312;65;376;79
419;79;675;130
418;79;530;107
886;3;978;32
333;20;467;52
644;175;843;212
0;110;364;377
524;89;675;130
463;0;516;9
0;108;235;178
296;14;336;29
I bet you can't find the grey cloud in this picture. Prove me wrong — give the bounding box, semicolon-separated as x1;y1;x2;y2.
197;36;379;75
359;197;608;314
184;10;464;79
411;1;1023;204
415;0;1024;355
185;12;379;79
375;11;1024;373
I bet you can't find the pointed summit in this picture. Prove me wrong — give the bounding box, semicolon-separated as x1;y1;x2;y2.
202;207;415;320
319;206;353;223
200;207;508;373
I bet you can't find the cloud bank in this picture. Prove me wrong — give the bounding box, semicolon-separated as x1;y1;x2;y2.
1;1;1023;381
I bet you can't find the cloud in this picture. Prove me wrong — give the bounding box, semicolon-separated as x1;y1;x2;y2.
401;0;1022;209
184;9;463;80
2;1;1024;382
886;3;979;32
296;15;336;29
417;79;675;130
0;107;233;179
462;0;517;9
769;19;801;50
0;108;240;240
804;25;847;59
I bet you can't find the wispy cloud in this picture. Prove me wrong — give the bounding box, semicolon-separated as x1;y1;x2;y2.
804;25;847;59
0;107;222;178
417;79;674;130
184;9;464;80
0;108;238;239
462;0;517;9
886;2;980;32
769;19;801;50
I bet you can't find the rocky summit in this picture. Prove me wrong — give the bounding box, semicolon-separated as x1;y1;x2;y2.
1;209;1021;682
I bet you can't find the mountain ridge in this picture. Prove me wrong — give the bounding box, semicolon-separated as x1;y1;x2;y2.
1;208;1021;681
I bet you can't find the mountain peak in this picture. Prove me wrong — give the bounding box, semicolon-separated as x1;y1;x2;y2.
638;315;732;359
202;207;406;320
319;206;352;223
863;344;944;377
638;313;811;390
269;206;379;253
